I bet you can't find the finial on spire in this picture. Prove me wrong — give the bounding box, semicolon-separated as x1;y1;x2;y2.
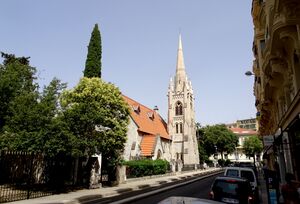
178;33;182;50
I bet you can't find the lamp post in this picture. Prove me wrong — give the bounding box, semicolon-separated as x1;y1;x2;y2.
214;145;218;167
245;71;254;76
235;147;239;162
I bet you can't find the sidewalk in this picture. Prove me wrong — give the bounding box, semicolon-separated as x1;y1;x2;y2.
8;168;222;204
258;170;269;204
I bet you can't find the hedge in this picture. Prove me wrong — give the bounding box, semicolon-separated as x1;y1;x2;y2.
124;159;169;178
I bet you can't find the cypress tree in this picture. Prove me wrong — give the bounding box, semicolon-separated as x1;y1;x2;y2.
84;24;102;78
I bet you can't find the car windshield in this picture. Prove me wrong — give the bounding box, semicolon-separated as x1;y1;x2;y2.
241;170;254;182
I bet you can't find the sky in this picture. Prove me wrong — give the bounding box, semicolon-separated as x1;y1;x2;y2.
0;0;256;126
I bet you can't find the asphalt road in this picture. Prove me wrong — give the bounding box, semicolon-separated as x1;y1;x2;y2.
85;172;223;204
125;173;220;204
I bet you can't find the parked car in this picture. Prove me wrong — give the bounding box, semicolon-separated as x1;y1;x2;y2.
237;162;258;178
209;176;254;204
224;167;258;201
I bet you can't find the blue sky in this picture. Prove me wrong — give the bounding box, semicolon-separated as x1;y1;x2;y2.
0;0;256;125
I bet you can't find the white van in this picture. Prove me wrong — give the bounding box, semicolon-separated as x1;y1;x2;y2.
224;167;258;193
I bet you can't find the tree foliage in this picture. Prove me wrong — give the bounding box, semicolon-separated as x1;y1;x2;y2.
199;124;238;159
84;24;102;78
0;50;130;167
0;77;67;154
243;136;263;159
0;52;36;130
1;52;30;66
60;77;130;158
0;53;69;155
196;123;209;163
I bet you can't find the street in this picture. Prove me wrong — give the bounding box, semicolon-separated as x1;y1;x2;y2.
127;174;219;204
92;173;221;204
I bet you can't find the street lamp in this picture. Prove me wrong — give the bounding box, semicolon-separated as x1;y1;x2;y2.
214;145;218;167
245;71;254;76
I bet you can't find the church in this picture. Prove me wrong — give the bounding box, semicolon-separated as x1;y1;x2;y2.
122;35;199;169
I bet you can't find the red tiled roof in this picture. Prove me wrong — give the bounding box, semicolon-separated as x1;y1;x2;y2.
140;134;156;156
229;127;257;135
122;95;170;140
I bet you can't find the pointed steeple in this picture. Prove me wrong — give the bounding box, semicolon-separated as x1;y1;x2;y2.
175;34;187;88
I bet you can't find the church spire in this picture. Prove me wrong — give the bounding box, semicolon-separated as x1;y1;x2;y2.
175;34;187;87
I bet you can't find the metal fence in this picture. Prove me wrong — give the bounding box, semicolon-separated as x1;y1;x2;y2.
0;151;86;203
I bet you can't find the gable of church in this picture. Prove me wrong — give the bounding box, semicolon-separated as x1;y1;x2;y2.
122;95;171;160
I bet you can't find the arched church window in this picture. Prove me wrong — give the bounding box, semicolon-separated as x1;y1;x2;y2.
176;123;179;133
157;150;162;159
180;123;183;133
175;101;183;115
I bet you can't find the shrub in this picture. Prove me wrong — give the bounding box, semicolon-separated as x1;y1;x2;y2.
218;159;225;167
124;159;169;178
205;159;214;167
205;159;213;165
224;159;231;166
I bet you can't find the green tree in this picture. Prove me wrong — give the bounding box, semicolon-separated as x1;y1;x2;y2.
37;78;69;156
60;77;130;158
84;24;102;78
0;53;40;151
2;90;40;151
0;77;68;153
243;135;263;164
0;53;70;154
0;52;36;131
201;124;238;159
196;123;209;164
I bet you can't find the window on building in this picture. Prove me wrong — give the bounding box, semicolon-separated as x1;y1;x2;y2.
132;105;140;114
176;123;179;133
147;111;154;120
176;152;180;160
175;101;183;115
180;123;183;133
260;40;265;53
131;142;136;150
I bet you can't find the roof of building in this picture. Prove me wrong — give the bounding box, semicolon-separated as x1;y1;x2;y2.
122;95;170;157
122;95;170;140
140;134;156;156
229;127;257;135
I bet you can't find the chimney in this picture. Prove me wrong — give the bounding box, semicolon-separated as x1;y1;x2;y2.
154;105;159;112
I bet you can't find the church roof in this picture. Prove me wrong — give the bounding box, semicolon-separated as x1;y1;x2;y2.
140;134;156;156
229;127;257;135
122;95;170;140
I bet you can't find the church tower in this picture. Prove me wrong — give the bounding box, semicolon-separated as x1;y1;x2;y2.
167;35;200;168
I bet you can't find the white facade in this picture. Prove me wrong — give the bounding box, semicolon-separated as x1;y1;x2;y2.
152;136;172;161
123;117;141;160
